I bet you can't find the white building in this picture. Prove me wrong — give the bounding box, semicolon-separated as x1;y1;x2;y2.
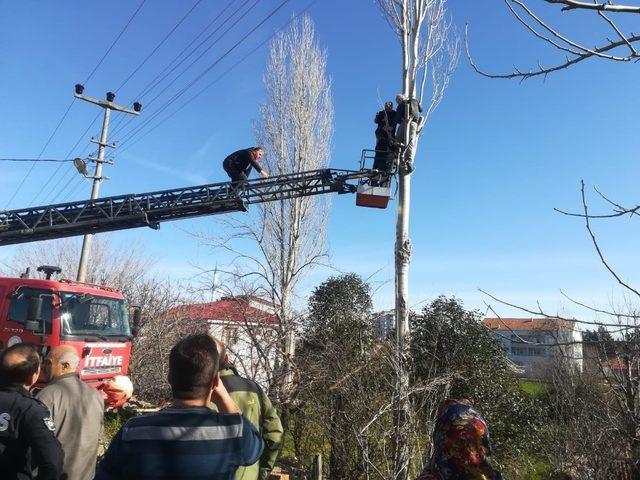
171;296;289;387
483;317;583;378
374;310;395;341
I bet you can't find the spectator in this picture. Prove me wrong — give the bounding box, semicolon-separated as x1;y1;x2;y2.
95;334;263;480
37;346;104;480
0;343;63;480
213;340;283;480
417;398;504;480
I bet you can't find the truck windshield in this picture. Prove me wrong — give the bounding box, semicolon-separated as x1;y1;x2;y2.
60;293;131;338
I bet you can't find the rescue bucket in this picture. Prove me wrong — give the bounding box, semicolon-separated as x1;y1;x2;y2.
356;184;390;209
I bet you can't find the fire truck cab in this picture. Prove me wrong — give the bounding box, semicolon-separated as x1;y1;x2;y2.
0;266;139;396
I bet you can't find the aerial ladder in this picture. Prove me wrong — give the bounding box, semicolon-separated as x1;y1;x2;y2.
0;150;392;246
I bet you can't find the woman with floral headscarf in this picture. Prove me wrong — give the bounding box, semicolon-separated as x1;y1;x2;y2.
417;398;504;480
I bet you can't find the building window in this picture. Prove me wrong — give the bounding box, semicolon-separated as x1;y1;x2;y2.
512;345;546;356
223;326;239;346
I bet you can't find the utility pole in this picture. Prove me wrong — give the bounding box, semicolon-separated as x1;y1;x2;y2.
73;84;141;283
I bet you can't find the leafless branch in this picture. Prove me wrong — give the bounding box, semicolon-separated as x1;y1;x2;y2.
579;180;640;298
466;0;640;80
545;0;640;13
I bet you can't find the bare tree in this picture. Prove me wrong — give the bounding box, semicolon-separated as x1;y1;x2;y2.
0;236;152;298
482;289;640;479
467;0;640;80
374;1;459;477
198;14;333;429
0;236;205;403
128;278;207;402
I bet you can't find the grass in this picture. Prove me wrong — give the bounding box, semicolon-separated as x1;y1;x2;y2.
519;380;547;397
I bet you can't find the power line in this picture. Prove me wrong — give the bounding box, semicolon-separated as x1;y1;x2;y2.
109;0;240;137
115;0;293;149
83;0;147;85
0;158;75;163
137;0;240;100
3;99;76;209
118;1;318;155
35;0;146;207
48;143;96;205
33;112;102;205
114;0;205;94
4;0;147;211
110;0;254;140
139;0;258;110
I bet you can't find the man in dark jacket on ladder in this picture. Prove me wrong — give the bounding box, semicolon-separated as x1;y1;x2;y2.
223;147;269;188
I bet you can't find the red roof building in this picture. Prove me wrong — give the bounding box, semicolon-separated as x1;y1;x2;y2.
482;317;583;378
483;317;576;332
167;296;279;325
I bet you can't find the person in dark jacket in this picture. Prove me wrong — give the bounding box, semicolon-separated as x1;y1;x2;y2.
212;341;283;480
375;101;397;142
0;343;64;480
223;147;269;186
95;334;262;480
395;94;423;173
372;101;400;184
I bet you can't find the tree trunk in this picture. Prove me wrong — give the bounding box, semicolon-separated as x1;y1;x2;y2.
393;111;412;480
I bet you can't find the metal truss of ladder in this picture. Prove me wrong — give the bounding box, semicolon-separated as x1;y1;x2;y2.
0;169;374;246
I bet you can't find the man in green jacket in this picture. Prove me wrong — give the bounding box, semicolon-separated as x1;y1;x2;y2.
212;341;283;480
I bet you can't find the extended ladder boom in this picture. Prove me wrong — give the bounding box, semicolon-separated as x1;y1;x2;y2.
0;169;374;246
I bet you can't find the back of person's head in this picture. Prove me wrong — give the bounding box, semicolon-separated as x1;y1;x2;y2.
169;334;220;400
555;473;574;480
0;343;40;386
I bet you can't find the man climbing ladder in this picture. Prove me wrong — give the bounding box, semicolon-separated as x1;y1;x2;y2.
222;146;269;187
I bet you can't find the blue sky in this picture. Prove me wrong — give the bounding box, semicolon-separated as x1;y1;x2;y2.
1;0;639;321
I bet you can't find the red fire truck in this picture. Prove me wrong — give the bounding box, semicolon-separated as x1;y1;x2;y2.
0;266;139;404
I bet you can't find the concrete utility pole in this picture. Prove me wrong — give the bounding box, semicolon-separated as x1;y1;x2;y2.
73;84;140;283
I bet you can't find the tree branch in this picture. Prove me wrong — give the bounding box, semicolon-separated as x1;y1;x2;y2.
579;180;640;298
545;0;640;13
466;0;640;80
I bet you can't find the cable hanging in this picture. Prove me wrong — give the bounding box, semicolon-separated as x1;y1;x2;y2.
115;0;293;149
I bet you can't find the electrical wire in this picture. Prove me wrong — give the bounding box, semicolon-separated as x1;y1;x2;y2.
0;158;75;163
3;99;76;209
138;0;239;100
109;0;240;137
115;0;293;149
83;0;147;85
117;1;318;155
139;0;258;111
49;147;96;205
114;0;204;93
32;111;102;206
109;0;253;140
31;0;146;205
5;0;147;211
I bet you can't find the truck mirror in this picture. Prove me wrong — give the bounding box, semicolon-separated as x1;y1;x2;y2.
131;306;142;337
26;297;44;333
